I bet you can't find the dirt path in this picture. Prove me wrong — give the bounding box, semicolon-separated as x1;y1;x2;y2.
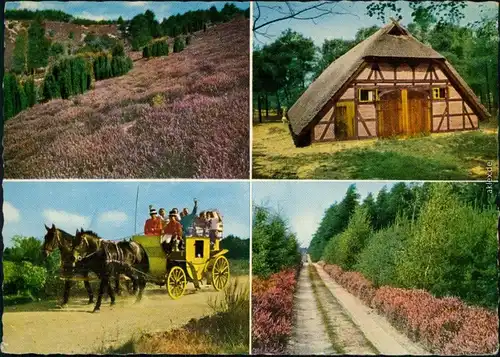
1;276;248;354
287;262;334;355
288;260;376;355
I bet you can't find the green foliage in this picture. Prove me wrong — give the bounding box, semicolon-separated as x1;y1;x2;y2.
3;260;47;298
6;9;73;22
82;32;119;53
49;42;65;58
252;206;301;279
43;56;92;100
186;35;192;46
12;29;28;74
220;235;249;260
3;73;38;121
142;37;169;58
173;36;185;53
48;29;56;37
27;17;51;72
68;31;74;40
355;217;413;287
323;206;372;270
308;184;359;261
395;184;497;308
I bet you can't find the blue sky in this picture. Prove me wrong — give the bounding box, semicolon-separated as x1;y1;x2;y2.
253;181;403;248
3;181;250;247
253;1;498;46
5;1;249;21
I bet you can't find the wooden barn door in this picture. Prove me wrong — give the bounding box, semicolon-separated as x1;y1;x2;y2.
379;90;403;137
407;90;430;135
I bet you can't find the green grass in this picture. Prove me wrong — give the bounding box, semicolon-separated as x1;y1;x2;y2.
253;122;498;180
230;259;249;276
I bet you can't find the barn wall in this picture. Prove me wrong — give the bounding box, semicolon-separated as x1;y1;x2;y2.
311;60;481;143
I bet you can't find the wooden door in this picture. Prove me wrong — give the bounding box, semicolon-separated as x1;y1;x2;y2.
407;90;430;135
334;101;355;139
379;90;403;137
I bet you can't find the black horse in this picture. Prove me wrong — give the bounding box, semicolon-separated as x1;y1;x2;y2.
72;230;150;312
42;224;122;306
42;224;95;306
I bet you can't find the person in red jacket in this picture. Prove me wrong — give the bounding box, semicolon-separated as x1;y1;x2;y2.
144;206;162;235
162;210;184;252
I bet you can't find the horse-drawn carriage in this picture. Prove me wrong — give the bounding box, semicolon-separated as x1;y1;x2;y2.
131;234;230;299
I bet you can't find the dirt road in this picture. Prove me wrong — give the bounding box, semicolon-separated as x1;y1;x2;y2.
2;276;248;354
288;257;428;355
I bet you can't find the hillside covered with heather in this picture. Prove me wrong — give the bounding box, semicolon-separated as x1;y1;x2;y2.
4;9;249;179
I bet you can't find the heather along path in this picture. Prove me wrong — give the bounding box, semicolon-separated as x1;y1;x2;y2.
313;262;430;355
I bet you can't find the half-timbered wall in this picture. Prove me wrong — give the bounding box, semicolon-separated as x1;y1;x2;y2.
311;60;479;142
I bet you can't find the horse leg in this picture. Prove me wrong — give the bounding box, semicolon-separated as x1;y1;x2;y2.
108;279;116;306
115;273;121;296
136;277;146;303
62;280;71;306
93;276;108;312
83;271;94;304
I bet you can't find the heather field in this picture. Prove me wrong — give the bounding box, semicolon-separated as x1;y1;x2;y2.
4;19;249;179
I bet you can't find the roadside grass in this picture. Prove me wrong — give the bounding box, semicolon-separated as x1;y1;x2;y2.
252;122;498;180
230;259;249;276
104;279;249;354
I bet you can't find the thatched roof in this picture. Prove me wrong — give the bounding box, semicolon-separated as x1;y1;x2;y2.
287;21;490;137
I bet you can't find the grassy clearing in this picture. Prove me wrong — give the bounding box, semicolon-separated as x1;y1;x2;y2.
253;122;498;180
104;279;249;354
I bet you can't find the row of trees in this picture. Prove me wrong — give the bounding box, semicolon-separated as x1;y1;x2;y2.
6;8;114;24
4;74;37;120
12;17;51;74
309;183;497;309
252;206;302;279
126;4;248;51
253;3;498;120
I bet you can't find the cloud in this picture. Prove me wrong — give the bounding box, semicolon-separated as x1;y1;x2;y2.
17;1;42;10
42;209;90;231
74;11;112;21
3;202;21;223
98;211;128;227
126;1;148;7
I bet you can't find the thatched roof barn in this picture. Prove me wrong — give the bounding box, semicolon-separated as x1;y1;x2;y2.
287;20;490;147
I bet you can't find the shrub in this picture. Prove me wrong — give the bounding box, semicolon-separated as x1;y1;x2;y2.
395;184;497;308
323;206;372;270
173;36;185;53
3;260;47;298
3;73;38;120
355;216;413;287
50;42;65;57
252;269;297;353
142;37;169;59
186;35;192;45
68;31;74;39
43;56;92;100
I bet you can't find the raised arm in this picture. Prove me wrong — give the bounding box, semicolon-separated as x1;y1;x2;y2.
192;199;198;216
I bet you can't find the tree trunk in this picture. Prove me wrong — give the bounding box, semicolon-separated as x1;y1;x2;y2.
485;62;491;113
265;93;269;120
257;95;262;123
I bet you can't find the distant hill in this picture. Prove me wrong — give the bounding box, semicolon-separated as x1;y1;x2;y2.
4;19;121;70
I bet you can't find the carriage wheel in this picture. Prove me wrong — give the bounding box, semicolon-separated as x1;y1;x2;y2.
167;266;187;300
212;256;230;291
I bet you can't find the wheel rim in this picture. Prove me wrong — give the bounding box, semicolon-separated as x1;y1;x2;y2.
212;256;229;291
167;266;186;299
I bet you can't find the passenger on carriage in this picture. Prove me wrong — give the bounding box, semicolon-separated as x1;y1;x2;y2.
162;210;184;251
193;211;209;237
171;208;182;222
144;206;162;235
207;211;220;246
180;199;198;237
158;208;168;225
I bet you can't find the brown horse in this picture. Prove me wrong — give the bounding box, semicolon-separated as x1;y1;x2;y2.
42;224;121;306
73;230;150;312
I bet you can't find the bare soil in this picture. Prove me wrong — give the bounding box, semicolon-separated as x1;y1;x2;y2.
1;276;248;354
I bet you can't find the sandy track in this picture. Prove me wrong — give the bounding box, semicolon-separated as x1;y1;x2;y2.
287;262;334;355
2;276;248;354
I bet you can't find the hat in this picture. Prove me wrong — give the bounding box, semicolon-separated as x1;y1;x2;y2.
168;209;177;216
150;206;157;215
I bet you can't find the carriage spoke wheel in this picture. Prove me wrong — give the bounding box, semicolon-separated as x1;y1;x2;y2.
167;266;186;300
212;256;230;291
